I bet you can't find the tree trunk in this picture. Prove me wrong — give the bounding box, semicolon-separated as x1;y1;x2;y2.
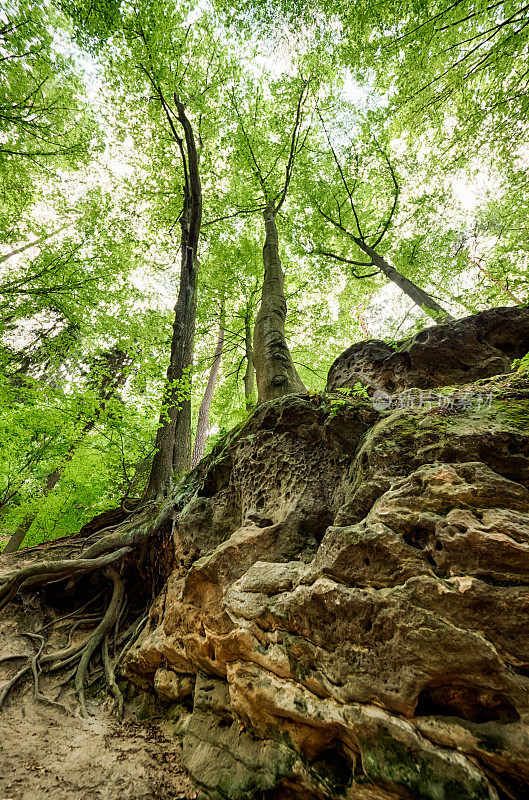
355;239;454;323
2;351;131;554
0;225;67;265
253;204;306;404
2;457;73;555
244;307;255;410
191;303;225;467
142;101;202;500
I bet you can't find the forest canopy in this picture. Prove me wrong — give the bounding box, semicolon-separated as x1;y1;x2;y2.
0;0;527;550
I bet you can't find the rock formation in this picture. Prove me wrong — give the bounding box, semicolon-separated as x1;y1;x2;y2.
327;306;529;394
123;345;529;799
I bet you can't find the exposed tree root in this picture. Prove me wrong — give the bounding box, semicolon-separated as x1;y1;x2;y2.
74;567;125;717
0;547;132;611
102;634;124;720
0;496;181;716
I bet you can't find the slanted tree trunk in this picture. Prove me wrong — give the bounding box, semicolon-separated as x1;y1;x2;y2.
0;225;67;265
191;303;225;467
317;117;454;325
355;239;454;323
253;204;306;404
2;350;131;554
142;99;202;500
243;306;255;410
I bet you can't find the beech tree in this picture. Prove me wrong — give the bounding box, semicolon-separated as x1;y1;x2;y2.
67;0;231;499
0;0;528;726
230;78;314;403
191;300;225;467
311;119;454;322
141;94;203;498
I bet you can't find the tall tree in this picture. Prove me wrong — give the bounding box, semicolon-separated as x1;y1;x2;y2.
231;78;313;403
142;96;202;498
243;295;257;409
191;300;225;467
63;0;229;498
2;348;132;553
311;116;454;322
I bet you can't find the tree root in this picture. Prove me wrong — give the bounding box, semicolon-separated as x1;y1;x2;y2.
0;547;132;611
74;567;125;717
0;663;32;707
0;565;144;715
0;496;180;716
102;634;124;720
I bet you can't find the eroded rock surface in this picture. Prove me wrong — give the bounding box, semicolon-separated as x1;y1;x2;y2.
327;306;529;394
124;377;529;800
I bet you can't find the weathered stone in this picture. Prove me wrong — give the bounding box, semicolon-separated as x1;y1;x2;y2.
124;373;529;799
327;306;529;394
154;669;194;702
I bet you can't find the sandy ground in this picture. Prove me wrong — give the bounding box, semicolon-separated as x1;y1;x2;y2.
0;698;198;800
0;548;198;800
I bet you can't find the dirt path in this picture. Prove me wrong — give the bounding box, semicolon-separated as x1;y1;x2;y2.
0;699;197;800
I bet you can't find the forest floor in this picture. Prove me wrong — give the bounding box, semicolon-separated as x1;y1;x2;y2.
0;531;198;800
0;695;198;800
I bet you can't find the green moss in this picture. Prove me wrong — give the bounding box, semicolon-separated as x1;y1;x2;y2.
360;735;493;800
496;399;529;429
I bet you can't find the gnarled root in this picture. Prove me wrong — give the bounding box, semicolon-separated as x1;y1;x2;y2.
0;501;175;716
74;566;124;717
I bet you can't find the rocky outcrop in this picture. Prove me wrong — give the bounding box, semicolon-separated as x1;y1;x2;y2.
124;372;529;800
327;306;529;394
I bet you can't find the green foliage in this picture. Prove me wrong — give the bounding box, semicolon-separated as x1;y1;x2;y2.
1;0;528;548
512;350;529;374
0;0;99;242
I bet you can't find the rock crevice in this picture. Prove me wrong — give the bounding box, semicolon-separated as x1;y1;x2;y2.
124;316;529;800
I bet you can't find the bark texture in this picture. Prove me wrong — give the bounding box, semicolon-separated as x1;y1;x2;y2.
243;308;255;409
191;304;225;467
143;100;202;500
253;205;306;404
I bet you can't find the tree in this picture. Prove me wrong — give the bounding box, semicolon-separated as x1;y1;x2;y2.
0;0;96;242
231;0;529;328
64;0;230;499
0;225;68;265
1;0;528;732
307;113;454;323
2;348;133;553
191;299;225;467
141;94;203;499
242;291;257;409
232;0;529;161
230;78;315;403
192;237;261;432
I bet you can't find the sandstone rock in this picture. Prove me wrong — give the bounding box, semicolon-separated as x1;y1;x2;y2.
327;306;529;394
124;374;529;799
154;669;194;703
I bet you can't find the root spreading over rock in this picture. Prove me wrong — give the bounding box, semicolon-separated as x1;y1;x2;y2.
3;321;529;799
